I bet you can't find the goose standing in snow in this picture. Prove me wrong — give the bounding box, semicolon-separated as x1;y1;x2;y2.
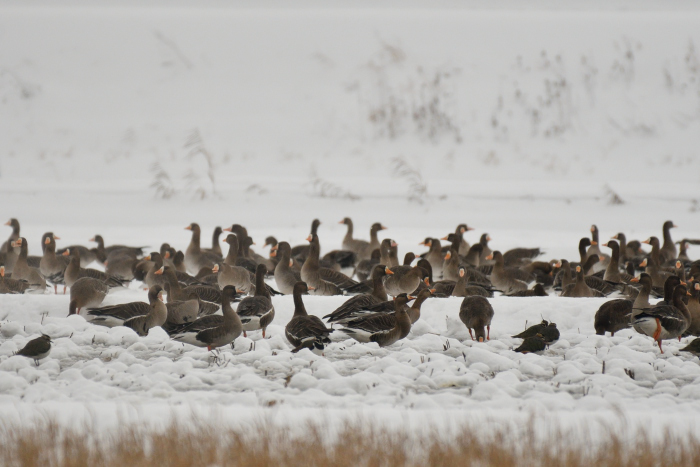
285;282;333;353
633;283;691;354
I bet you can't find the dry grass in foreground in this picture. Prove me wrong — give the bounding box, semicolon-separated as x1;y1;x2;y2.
2;416;700;467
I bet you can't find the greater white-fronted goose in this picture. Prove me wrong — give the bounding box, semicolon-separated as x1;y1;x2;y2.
454;224;473;256
340;218;386;261
106;251;140;282
87;285;170;327
478;233;492;262
285;282;333;353
514;334;546;353
25;232;55;269
323;265;390;324
168;286;243;350
0;266;30;294
683;281;700;336
290;219;320;263
640;237;673;287
160;267;228;313
505;283;548;297
0;218;20;273
339;294;414;347
513;320;560;344
56;243;99;267
486;251;529;294
561;266;604;297
587;225;610;269
122;287;168;336
1;218;20;252
272;242;302;295
40;234;70;294
162;285;207;324
236;264;275;337
9;238;46;292
593;273;654;336
16;334;52;366
464;244;483;268
301;235;358;295
213;262;254;295
441;249;460;282
419;237;444;279
383;263;427;297
677;240;691;264
68;277;109;316
502;247;543;267
450;267;493;298
354;248;381;282
660;220;678;263
184;223;222;274
602;240;633;284
554;259;613;295
64;249;127;288
204;226;223;257
611;233;632;262
633;283;691;353
222;234;257;274
379;238;399;268
459;296;494;341
91;235;145;259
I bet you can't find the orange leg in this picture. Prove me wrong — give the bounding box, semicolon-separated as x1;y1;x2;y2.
63;286;66;295
262;328;266;338
487;326;491;341
652;318;662;342
54;285;58;294
657;339;664;354
468;329;474;340
243;331;247;338
679;336;682;342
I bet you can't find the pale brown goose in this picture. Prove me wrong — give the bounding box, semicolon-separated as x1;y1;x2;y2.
611;233;631;262
594;274;653;336
184;223;222;274
641;237;673;287
487;251;529;294
450;267;493;298
68;277;109;316
236;264;275;337
9;238;46;292
602;240;634;284
91;235;145;259
40;234;70;294
379;238;399;268
561;266;604;297
222;234;257;274
463;244;483;268
339;294;414;347
272;242;302;295
459;296;495;341
441;249;461;282
0;218;20;273
502;247;543;267
633;283;691;353
587;225;610;266
1;218;20;252
121;287;168;336
301;235;358;295
354;248;381;282
63;249;127;288
56;243;99;267
420;238;444;279
383;263;427;297
160;267;227;313
88;285;165;327
454;224;473;256
204;226;223;257
168;286;243;350
0;266;30;294
290;219;320;263
323;265;391;324
213;262;254;295
660;220;678;263
478;233;493;262
106;251;140;281
162;285;206;325
285;282;333;353
340;218;386;261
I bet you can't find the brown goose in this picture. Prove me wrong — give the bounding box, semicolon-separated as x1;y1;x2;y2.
68;277;109;316
514;334;547;353
323;265;390;324
56;243;99;267
419;238;444;279
301;235;358;295
40;234;70;294
16;334;52;366
213;262;254;295
459;296;494;341
285;282;333;353
340;218;386;261
587;225;610;269
594;273;653;336
442;249;460;282
602;240;634;284
339;294;414;347
454;224;473;256
184;223;222;274
162;285;207;324
554;259;612;295
9;238;46;292
660;220;678;263
478;233;493;262
354;249;381;282
168;286;243;350
611;233;632;262
272;242;302;295
640;237;673;287
379;238;399;268
64;249;127;288
106;251;140;281
290;219;320;263
683;281;700;336
1;218;20;252
160;267;226;312
204;226;223;257
122;287;168;336
677;240;691;264
236;264;275;337
451;267;493;298
561;266;604;297
0;218;20;273
0;266;30;294
464;244;483;268
354;287;432;321
91;235;146;259
383;263;427;297
487;251;529;294
502;247;543;267
222;234;257;274
505;283;548;297
633;283;691;353
88;285;167;327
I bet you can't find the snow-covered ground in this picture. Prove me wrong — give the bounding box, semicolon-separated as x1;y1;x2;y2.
2;0;700;442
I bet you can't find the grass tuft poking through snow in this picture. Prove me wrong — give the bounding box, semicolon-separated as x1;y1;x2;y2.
1;415;700;466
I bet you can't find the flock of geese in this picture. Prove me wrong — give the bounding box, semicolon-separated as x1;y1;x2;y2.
3;217;700;366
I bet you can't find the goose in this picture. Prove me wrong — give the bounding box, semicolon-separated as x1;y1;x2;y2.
602;240;634;284
441;249;460;282
487;251;530;294
63;249;127;288
451;267;493;298
236;264;275;337
272;242;302;294
419;238;444;279
184;223;222;274
354;248;381;282
159;267;228;313
301;235;358;295
632;283;691;353
15;334;52;366
0;218;20;273
121;287;168;336
594;273;653;336
56;243;99;267
39;234;70;294
91;235;146;259
222;234;257;274
502;247;543;267
379;238;399;268
324;265;390;324
0;266;30;294
68;277;109;316
478;233;492;263
340;218;386;261
454;223;474;256
561;266;604;297
587;225;610;271
168;286;243;350
660;220;678;263
290;218;320;263
106;250;140;282
459;296;494;341
505;283;548;297
9;238;46;292
339;294;415;347
285;282;333;353
88;285;168;327
680;338;700;356
204;226;223;257
383;263;427;297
